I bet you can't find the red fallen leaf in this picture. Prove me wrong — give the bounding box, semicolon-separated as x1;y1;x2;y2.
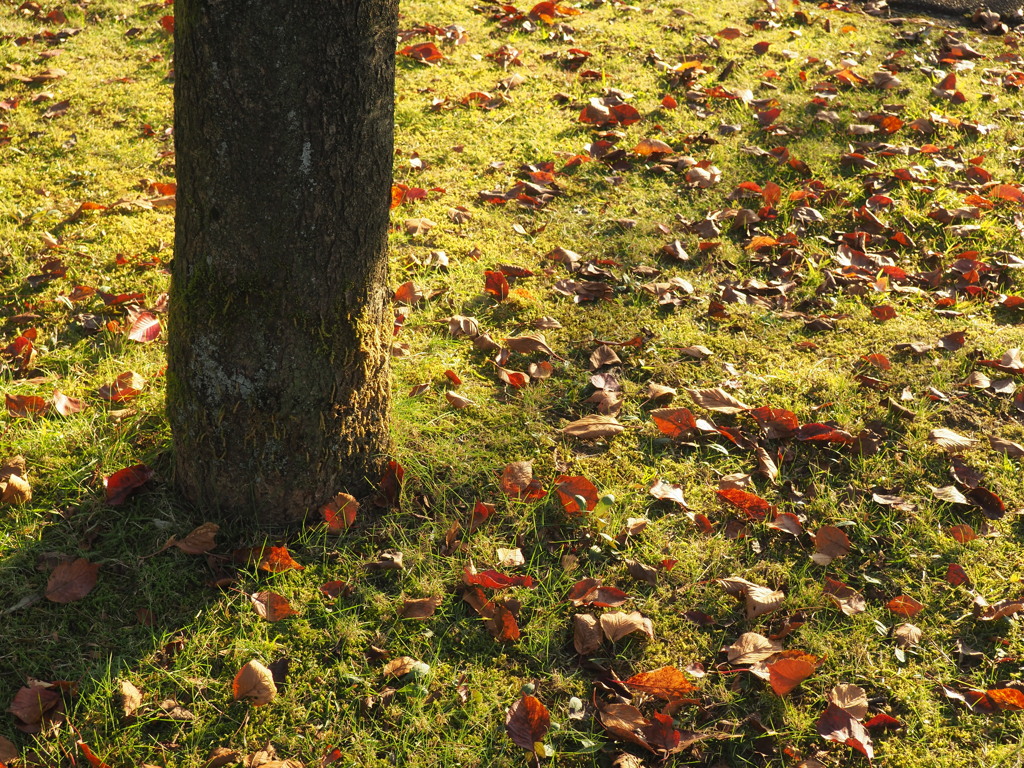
250;591;299;621
45;557;100;603
748;406;799;439
651;407;697;440
554;475;598;515
949;524;978;543
506;695;550;754
237;545;305;573
566;577;629;607
484;270;510;301
464;566;535;590
127;311;161;343
661;94;678;109
496;367;529;389
887;595;924;617
767;654;819;695
321;746;344;766
794;423;855;445
816;702;873;760
470;501;494;531
716;487;775;520
862;353;891;371
864;712;902;730
500;461;547;501
6;393;48;418
320;580;353;599
8;682;61;732
871;305;897;321
990;184;1024;203
321;492;359;532
486;602;521;641
98;371;145;402
104;464;154;506
623;666;697;701
966;487;1006;519
399;42;444;63
158;14;174;35
77;741;111;768
718;27;744;39
823;578;866;616
946;563;970;586
393;281;423;305
986;688;1024;711
380;460;404;507
610;103;641;126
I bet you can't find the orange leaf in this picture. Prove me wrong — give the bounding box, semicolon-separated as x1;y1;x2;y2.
554;475;598;515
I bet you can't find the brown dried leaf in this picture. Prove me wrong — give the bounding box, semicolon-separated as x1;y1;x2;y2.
171;522;219;554
600;611;654;642
572;613;601;654
561;414;624;440
232;660;277;706
811;525;851;565
928;428;976;451
686;387;751;413
45;557;99;603
399;596;442;619
823;578;866;616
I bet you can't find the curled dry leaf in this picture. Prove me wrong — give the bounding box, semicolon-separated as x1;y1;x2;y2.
500;461;547;501
170;522;219;555
321;492;359;533
823;577;866;616
0;473;31;505
400;595;442;619
717;576;785;620
649;477;687;507
45;557;99;603
573;613;601;654
98;371;146;402
232;660;277;706
811;525;851;565
118;680;143;718
893;623;922;647
561;414;624;440
496;547;524;567
566;578;629;608
974;598;1024;621
250;591;299;621
505;695;551;755
600;611;654;642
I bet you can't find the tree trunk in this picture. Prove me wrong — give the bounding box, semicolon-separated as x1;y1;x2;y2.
168;0;398;525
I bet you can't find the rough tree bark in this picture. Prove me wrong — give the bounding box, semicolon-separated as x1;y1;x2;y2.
168;1;398;525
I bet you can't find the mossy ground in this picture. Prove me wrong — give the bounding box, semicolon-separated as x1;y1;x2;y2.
1;0;1023;766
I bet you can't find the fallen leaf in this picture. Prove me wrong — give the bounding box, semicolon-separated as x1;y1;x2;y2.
686;387;751;413
573;613;602;654
118;680;142;718
321;492;359;532
600;611;654;642
400;595;442;619
561;414;624;440
250;591;298;621
928;428;976;451
104;464;154;505
811;525;851;565
723;632;783;664
232;660;277;706
554;475;598;515
767;655;818;696
45;557;99;603
506;695;550;755
169;522;219;555
623;666;697;701
98;371;146;402
500;461;547;501
823;578;866;616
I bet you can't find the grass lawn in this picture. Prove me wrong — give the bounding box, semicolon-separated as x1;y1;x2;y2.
1;0;1023;766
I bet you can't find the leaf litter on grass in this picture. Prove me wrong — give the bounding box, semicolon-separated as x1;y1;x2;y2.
2;0;1024;765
